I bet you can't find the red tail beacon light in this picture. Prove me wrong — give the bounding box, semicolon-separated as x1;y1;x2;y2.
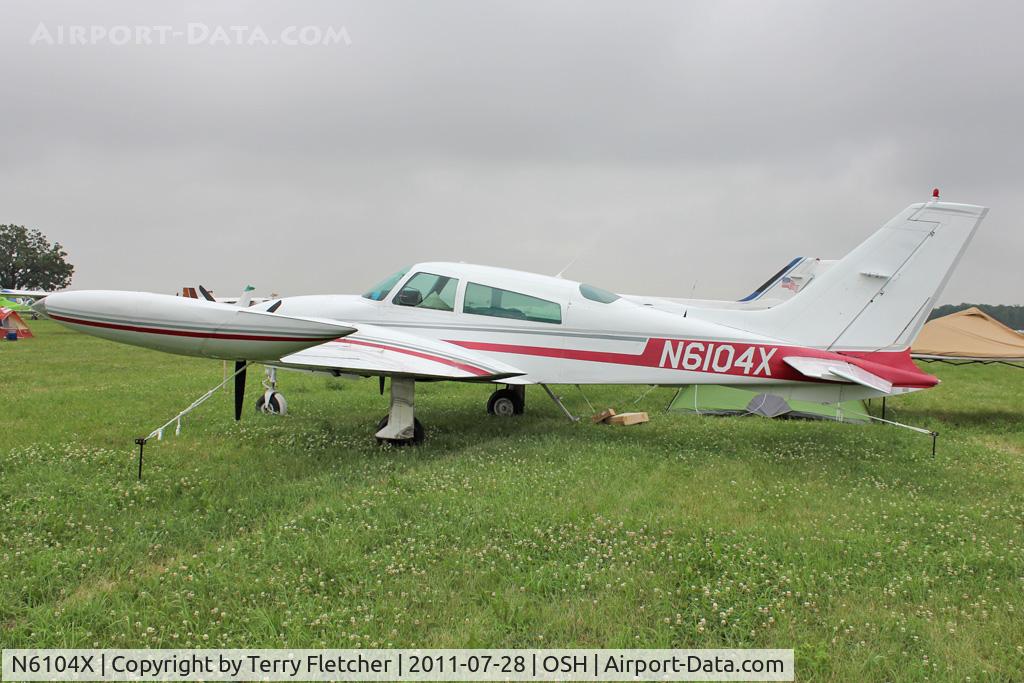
932;188;940;199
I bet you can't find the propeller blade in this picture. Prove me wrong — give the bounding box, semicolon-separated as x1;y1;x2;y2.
267;300;282;313
198;285;216;302
234;361;246;421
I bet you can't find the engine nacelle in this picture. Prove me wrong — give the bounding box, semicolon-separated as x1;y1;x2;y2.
36;290;354;360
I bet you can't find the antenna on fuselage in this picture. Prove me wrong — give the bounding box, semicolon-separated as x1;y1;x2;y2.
555;238;601;279
554;222;620;278
555;254;580;279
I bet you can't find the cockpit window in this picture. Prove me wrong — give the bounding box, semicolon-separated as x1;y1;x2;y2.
361;266;410;301
579;283;620;303
393;272;459;311
464;283;562;324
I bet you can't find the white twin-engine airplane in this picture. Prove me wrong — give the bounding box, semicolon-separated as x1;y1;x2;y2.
33;197;987;444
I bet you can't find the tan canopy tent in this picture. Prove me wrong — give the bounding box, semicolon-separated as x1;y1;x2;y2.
912;307;1024;366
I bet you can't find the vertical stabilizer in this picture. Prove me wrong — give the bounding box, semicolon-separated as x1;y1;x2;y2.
696;200;988;352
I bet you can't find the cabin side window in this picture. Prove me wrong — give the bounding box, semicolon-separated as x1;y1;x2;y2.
463;282;562;324
393;272;459;311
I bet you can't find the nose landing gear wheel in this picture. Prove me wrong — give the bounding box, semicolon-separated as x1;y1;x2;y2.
255;391;287;415
375;415;425;446
487;388;524;416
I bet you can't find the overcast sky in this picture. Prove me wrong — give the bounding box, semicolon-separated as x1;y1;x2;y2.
1;1;1021;303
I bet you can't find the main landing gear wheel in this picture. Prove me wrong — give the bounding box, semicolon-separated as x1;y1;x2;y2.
255;391;287;415
487;388;524;416
376;377;423;445
375;415;425;446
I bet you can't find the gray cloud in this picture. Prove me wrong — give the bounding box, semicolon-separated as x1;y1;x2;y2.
2;0;1021;303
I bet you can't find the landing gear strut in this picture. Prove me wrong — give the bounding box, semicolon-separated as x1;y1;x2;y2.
255;366;287;415
487;385;525;416
376;377;425;445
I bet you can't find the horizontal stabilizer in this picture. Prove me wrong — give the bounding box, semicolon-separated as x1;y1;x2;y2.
783;356;893;395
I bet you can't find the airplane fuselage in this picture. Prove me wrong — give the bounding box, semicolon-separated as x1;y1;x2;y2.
250;261;935;399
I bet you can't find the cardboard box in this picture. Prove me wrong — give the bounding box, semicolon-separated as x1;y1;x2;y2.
606;412;649;426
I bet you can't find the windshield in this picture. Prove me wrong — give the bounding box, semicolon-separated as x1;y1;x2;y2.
361;266;410;301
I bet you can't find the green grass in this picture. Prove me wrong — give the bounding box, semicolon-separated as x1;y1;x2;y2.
2;321;1023;681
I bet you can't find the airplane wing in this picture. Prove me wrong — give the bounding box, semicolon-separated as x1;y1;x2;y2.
783;356;893;394
278;323;526;382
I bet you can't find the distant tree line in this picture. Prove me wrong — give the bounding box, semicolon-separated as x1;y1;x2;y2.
929;304;1024;329
0;224;74;290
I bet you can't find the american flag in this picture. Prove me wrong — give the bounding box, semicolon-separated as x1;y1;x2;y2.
780;276;800;292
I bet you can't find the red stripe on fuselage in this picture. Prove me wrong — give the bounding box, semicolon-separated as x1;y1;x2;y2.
49;313;339;343
339;338;491;376
449;338;937;388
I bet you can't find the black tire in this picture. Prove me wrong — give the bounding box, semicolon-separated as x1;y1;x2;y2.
487;388;524;416
375;415;425;446
255;392;286;414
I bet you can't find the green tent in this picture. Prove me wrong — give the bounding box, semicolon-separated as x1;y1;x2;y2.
669;385;869;424
0;297;32;312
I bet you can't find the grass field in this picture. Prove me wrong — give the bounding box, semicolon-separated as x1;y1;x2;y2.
2;320;1023;681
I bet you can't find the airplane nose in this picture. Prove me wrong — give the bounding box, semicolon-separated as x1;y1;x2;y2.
31;297;48;318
